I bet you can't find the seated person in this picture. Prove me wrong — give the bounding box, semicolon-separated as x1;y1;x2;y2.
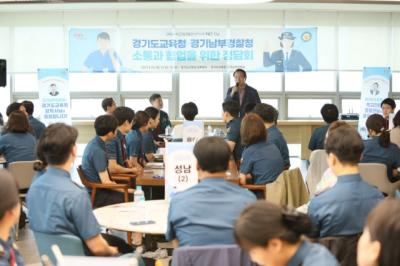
21;100;46;140
252;103;290;168
6;102;27;117
222;100;243;162
357;199;400;266
239;114;284;185
308;126;384;238
361;114;400;182
102;97;116;115
309;103;339;151
381;98;396;130
0;111;36;165
27;123;134;256
390;110;400;148
106;107;141;176
149;94;171;145
166;137;256;247
243;102;256;116
126;111;150;170
143;106;160;162
0;169;24;266
82;115;132;208
234;201;339;266
171;102;198;139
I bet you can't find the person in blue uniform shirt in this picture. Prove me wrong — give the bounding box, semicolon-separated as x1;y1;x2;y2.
21;100;46;140
239;114;284;186
27;123;137;257
82;115;132;208
149;94;171;145
102;97;117;115
106;106;142;177
263;32;312;72
308;126;384;238
166;137;256;247
380;98;396;130
225;69;261;118
252;103;290;169
83;32;122;73
361;114;400;182
309;104;339;151
222;101;243;164
126;111;150;170
0;169;24;266
143;106;160;161
234;201;339;266
0;111;36;165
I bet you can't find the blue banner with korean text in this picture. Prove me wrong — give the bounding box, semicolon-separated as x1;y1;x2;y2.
38;68;71;126
358;67;391;139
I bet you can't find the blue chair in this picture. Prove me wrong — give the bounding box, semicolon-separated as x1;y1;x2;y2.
33;231;86;264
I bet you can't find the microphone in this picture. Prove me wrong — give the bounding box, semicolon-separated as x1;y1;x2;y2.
231;82;240;97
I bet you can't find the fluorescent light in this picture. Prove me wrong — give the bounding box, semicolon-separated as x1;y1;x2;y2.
177;0;273;5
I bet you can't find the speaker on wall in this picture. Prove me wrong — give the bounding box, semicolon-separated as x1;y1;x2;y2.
0;59;6;87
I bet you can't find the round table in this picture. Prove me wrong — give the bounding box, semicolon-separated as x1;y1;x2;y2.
93;200;169;235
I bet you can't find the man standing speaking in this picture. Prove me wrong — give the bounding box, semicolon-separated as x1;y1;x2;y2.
225;69;261;118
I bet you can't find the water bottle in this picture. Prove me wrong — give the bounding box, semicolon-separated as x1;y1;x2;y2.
165;125;171;136
207;125;213;136
134;186;145;202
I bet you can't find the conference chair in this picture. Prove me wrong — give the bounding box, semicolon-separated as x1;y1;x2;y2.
33;231;85;265
171;245;257;266
241;184;266;199
306;150;329;197
359;163;400;197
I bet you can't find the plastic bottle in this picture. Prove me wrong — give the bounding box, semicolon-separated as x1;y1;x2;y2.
165;125;171;136
207;125;213;136
134;186;145;202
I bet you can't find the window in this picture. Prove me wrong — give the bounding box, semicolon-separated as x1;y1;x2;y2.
69;73;118;92
70;99;104;119
288;99;332;119
285;72;336;92
14;74;38;92
392;72;400;93
179;72;223;118
125;99;169;114
261;99;279;109
121;73;172;92
339;71;363;92
230;72;282;92
341;99;361;114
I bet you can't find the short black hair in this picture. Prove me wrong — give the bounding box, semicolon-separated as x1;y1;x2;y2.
193;137;231;173
145;106;160;120
21;100;34;116
6;102;22;117
222;101;240;118
321;104;339;124
134;111;150;128
252;103;276;123
181;102;198;121
381;98;396;110
0;169;19;220
97;32;110;40
244;103;256;114
101;98;115;112
113;106;135;127
325;126;364;165
149;94;162;103
94;115;118;136
233;68;247;79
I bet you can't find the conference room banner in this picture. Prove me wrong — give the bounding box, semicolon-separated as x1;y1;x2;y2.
69;27;317;72
164;142;198;201
38;68;71;126
358;67;391;139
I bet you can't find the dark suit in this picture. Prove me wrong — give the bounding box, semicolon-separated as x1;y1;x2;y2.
225;85;261;118
263;49;312;72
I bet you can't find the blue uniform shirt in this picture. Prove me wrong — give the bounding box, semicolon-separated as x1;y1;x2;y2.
267;125;290;167
166;178;256;246
308;173;384;238
225;118;243;161
0;238;24;266
126;130;145;159
240;142;284;184
105;130;125;167
27;167;101;241
288;241;339;266
361;137;400;182
143;131;156;154
0;132;36;164
84;50;121;72
81;136;108;184
28;116;46;140
308;124;329;151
